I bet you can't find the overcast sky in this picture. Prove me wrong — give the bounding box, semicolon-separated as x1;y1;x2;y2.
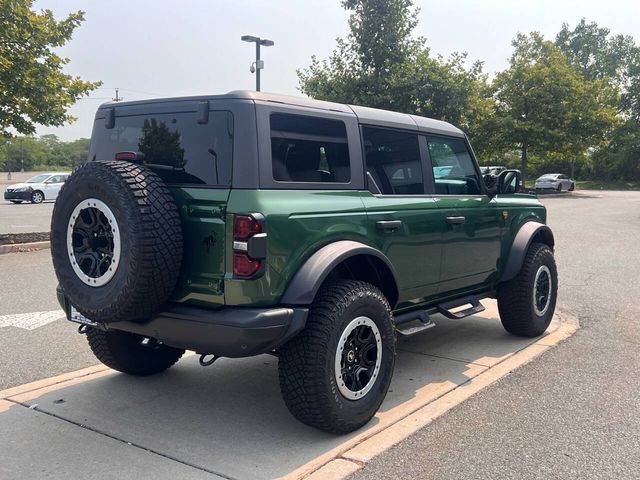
33;0;640;141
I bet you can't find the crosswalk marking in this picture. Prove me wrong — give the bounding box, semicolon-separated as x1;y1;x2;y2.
0;310;66;330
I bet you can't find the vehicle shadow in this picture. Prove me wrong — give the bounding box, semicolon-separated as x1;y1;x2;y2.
7;305;547;479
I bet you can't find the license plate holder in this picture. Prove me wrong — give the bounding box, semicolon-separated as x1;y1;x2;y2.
69;306;98;327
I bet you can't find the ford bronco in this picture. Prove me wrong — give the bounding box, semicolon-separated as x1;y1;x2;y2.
51;91;557;434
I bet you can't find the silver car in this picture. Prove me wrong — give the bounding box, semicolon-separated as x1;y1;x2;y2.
534;173;575;192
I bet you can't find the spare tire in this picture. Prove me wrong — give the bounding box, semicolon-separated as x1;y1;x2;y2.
51;161;183;324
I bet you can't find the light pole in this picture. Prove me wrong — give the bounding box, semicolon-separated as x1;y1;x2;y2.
241;35;274;92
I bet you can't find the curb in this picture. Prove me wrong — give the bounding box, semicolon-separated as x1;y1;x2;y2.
286;310;580;480
0;241;50;255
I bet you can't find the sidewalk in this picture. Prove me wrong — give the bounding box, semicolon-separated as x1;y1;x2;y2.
0;301;577;480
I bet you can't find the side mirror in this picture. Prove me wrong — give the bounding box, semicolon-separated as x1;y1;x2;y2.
497;169;522;194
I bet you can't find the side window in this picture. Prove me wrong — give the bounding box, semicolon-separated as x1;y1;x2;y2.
427;137;481;195
362;127;423;195
47;175;63;183
270;113;350;183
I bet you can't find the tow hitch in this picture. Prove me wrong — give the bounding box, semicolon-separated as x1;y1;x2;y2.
199;354;220;367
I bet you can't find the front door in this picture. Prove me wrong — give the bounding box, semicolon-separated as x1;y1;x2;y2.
425;135;502;294
43;175;66;200
360;126;443;307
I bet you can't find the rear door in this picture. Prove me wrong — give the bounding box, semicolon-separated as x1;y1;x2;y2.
425;135;502;294
360;126;443;306
88;106;234;307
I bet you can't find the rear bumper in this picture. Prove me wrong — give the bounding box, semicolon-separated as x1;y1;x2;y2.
4;191;31;201
56;285;308;358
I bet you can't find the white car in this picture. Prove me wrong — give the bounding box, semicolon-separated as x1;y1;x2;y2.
534;173;575;192
4;172;71;204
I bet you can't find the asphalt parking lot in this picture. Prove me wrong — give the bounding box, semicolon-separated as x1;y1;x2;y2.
0;190;638;479
0;200;55;234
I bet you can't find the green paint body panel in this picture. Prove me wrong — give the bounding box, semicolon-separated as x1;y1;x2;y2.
168;187;230;308
166;185;547;313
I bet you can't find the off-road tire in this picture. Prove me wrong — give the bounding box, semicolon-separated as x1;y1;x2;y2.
51;161;182;323
86;328;184;376
497;242;558;337
31;190;44;203
278;280;395;434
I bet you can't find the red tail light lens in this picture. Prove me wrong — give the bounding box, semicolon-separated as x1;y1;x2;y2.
233;253;261;277
234;215;261;239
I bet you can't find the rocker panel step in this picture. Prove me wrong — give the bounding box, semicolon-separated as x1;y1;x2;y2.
436;297;485;320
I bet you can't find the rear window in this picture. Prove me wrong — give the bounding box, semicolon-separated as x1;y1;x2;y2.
270;113;350;183
88;111;233;186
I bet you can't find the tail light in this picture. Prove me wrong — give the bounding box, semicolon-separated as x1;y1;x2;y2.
233;214;266;278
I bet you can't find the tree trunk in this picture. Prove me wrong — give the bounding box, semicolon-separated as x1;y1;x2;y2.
520;143;528;186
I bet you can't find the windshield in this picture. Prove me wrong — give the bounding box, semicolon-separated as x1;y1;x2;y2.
25;174;51;183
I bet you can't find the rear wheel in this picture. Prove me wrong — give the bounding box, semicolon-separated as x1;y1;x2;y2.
497;243;557;337
86;328;184;376
31;190;44;203
278;280;395;434
556;184;562;192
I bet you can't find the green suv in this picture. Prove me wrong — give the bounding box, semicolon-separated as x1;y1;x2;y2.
51;91;557;434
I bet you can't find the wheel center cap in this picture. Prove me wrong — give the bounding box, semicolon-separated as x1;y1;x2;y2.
347;350;356;363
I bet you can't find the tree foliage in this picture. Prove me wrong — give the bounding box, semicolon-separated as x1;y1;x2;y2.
0;0;101;136
298;0;490;134
0;134;89;171
489;33;619;181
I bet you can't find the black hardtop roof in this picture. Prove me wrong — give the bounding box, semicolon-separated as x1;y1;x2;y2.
97;90;464;137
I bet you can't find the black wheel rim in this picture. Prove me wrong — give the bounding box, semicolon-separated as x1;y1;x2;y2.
533;265;552;316
72;207;115;278
67;198;121;287
335;316;382;400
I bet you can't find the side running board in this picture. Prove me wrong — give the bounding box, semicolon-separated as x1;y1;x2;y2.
436;297;485;320
394;309;436;336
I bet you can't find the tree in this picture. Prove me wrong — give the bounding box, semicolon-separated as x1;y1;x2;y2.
489;33;618;182
298;0;491;136
0;0;101;136
556;20;640;182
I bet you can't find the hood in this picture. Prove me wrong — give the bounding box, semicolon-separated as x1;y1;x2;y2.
5;182;33;190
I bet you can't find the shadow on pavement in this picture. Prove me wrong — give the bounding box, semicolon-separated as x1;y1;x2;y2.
0;302;552;480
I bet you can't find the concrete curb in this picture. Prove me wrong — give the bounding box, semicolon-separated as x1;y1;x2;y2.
0;241;50;255
0;309;579;480
286;310;580;480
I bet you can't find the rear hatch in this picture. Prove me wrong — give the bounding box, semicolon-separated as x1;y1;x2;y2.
88;102;234;308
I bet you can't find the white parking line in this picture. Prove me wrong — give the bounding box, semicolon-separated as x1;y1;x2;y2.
0;310;65;330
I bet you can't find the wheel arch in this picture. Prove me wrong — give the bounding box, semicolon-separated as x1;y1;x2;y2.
280;240;400;308
499;221;555;283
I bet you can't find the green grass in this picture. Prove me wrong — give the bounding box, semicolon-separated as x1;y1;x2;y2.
575;180;640;190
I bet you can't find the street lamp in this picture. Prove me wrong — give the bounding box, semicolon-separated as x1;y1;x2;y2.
241;35;274;92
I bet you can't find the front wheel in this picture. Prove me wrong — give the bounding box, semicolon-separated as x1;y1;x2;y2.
86;328;184;376
497;243;558;337
31;191;44;203
278;280;396;434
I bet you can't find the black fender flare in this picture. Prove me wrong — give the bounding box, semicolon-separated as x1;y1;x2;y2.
500;221;555;283
280;240;400;307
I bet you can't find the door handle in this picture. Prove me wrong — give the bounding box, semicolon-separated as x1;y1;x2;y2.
446;216;466;225
376;220;403;231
